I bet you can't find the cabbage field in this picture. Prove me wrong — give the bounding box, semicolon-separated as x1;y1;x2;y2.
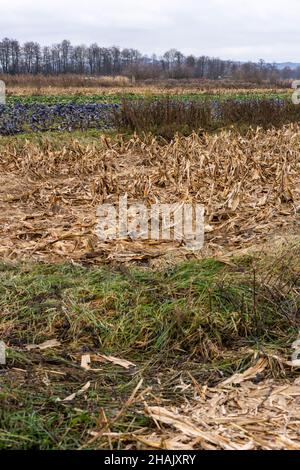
1;93;299;135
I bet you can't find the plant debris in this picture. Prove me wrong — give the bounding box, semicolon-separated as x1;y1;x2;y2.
1;125;300;265
25;339;61;351
141;361;300;450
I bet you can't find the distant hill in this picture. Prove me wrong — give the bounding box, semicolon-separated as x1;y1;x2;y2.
275;62;300;70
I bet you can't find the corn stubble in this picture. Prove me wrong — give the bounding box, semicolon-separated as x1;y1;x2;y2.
1;123;299;264
1;124;300;450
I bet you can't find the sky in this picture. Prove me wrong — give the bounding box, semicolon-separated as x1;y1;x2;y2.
1;0;300;62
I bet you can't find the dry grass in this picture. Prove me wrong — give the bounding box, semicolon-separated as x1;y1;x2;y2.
1;74;131;89
5;85;289;97
0;124;300;264
6;86;137;96
143;78;292;90
114;97;300;137
1;74;291;92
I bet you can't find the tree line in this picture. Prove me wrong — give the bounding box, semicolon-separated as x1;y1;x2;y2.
0;38;299;81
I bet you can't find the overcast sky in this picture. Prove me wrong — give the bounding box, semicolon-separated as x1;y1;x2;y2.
1;0;300;62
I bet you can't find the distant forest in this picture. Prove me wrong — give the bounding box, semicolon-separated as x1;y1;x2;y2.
0;38;299;81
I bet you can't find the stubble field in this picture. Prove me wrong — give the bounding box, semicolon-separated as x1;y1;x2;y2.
0;83;300;450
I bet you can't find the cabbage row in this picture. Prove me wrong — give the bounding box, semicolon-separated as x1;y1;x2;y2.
0;103;118;135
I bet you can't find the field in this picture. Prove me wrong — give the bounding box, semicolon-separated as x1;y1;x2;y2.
0;81;300;450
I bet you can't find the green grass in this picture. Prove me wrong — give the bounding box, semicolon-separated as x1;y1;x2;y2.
6;90;291;106
1;257;298;354
0;128;119;147
1;247;299;449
